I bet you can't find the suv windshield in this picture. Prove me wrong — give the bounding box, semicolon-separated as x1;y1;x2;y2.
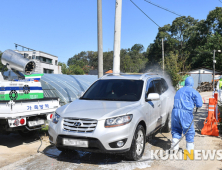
81;79;144;101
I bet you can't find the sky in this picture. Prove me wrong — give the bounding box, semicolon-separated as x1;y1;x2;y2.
0;0;221;63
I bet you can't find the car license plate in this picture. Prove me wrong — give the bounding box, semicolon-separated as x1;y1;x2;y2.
28;120;45;127
63;138;88;147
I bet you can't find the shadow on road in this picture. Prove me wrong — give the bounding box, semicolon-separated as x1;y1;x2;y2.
42;145;125;165
194;107;208;130
147;133;171;151
0;133;39;148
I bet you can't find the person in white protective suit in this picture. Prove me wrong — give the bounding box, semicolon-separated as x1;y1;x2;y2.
216;77;222;102
171;77;203;152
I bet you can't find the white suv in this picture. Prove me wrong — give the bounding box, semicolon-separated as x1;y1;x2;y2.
48;73;174;160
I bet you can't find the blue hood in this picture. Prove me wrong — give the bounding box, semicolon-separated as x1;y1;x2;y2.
185;76;194;87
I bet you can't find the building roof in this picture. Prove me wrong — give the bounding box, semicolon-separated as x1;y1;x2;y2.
189;67;221;74
15;50;58;58
38;51;58;58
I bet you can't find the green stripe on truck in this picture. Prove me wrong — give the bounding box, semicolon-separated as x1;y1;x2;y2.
0;93;44;100
25;74;44;77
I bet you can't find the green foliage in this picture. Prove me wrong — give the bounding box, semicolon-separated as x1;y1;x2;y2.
147;7;222;76
120;47;148;73
164;52;181;88
194;32;222;70
66;44;148;74
39;125;49;135
165;52;189;89
58;61;85;75
131;44;144;53
82;65;90;74
206;7;222;34
58;62;69;74
69;65;85;75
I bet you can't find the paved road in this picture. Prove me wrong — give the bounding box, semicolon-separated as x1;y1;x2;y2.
1;92;222;170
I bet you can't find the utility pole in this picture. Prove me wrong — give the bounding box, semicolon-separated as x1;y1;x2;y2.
97;0;103;78
212;50;221;93
162;38;164;74
113;0;122;75
213;50;216;91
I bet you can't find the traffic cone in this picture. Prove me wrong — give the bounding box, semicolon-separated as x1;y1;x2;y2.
214;93;221;122
201;98;219;136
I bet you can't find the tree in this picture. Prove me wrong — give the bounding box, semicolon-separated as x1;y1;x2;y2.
65;44;148;74
162;52;188;89
194;32;222;70
145;7;222;72
82;65;90;74
103;51;113;70
58;62;69;74
131;44;144;53
69;65;85;75
67;51;88;66
206;7;222;35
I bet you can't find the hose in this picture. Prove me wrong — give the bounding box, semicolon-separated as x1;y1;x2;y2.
37;130;59;158
37;130;42;154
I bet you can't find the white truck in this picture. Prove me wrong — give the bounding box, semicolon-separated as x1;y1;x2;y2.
0;49;60;137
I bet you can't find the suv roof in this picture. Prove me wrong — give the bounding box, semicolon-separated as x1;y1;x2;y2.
100;73;160;80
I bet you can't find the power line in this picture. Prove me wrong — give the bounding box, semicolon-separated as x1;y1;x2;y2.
219;0;222;3
130;0;160;28
144;0;182;17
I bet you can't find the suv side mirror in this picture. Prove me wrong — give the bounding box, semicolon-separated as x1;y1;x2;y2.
146;93;160;101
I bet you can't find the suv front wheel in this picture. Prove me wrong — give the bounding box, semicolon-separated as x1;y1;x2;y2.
125;124;146;161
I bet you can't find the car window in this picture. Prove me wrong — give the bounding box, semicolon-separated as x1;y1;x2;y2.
81;79;144;101
153;80;161;95
161;78;168;94
147;81;155;94
145;81;156;99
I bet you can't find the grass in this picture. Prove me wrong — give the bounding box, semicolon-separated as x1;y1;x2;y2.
39;125;49;136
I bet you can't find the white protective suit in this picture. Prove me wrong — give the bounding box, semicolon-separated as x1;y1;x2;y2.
216;80;222;102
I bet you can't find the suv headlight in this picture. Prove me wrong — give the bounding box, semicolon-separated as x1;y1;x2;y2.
52;113;60;124
105;115;133;128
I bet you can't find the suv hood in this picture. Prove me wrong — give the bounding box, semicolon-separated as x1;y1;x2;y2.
56;99;140;120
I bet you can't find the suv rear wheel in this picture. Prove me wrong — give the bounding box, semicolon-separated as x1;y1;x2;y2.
125;125;146;161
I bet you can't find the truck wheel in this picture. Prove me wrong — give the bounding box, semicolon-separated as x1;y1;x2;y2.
125;125;146;161
162;113;171;133
18;130;37;137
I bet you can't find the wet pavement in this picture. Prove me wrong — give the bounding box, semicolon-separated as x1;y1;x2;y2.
1;143;153;170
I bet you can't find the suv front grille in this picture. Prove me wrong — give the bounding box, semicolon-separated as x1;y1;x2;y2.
63;118;97;133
